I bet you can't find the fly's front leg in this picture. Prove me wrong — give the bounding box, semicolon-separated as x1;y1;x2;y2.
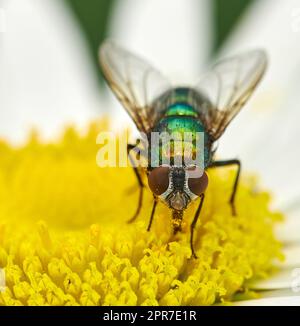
147;196;158;231
190;193;205;259
208;159;241;216
127;143;145;223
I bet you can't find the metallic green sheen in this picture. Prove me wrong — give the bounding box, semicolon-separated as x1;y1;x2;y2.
154;115;205;135
150;87;212;168
152;115;209;168
165;103;198;117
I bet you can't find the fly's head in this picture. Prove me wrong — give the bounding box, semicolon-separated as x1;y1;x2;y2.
147;165;208;211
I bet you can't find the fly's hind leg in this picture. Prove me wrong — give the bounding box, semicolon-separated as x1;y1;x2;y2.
127;143;145;223
208;159;241;216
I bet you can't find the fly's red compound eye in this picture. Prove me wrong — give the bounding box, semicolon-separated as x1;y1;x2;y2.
148;166;170;195
187;166;208;196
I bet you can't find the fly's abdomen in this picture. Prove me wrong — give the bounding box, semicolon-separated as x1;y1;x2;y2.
151;88;211;168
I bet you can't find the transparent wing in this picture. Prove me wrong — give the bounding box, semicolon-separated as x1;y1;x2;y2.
195;50;268;140
99;41;171;133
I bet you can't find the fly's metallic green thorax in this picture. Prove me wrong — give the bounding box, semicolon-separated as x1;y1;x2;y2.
150;87;212;168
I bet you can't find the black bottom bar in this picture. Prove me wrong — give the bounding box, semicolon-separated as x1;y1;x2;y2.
0;306;298;322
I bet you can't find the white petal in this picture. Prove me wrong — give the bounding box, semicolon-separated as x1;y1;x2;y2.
274;244;300;268
249;268;299;290
0;0;102;144
234;296;300;306
275;207;300;244
216;0;300;208
108;0;212;83
106;0;212;133
255;288;300;298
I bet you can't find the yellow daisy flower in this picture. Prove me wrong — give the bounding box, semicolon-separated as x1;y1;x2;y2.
0;121;283;306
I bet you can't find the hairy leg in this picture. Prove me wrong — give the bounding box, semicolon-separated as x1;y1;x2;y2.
208;159;241;215
190;193;205;259
147;197;158;231
127;143;145;223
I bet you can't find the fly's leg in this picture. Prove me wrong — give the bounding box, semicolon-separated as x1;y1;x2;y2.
190;193;205;259
127;143;145;223
147;197;158;231
208;159;241;216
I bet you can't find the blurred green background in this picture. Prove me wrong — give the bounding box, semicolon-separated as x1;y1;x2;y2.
64;0;255;83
